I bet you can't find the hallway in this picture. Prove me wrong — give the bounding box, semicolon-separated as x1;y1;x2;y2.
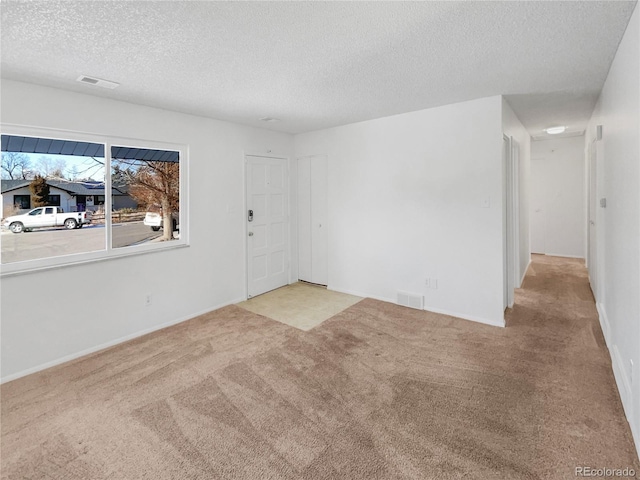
504;254;639;474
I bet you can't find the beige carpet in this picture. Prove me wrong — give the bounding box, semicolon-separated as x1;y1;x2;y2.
1;255;638;479
237;281;362;331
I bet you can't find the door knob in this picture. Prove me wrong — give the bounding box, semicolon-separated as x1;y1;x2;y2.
248;232;254;236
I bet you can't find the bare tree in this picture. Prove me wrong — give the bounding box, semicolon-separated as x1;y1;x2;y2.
1;152;31;179
116;160;179;241
35;155;67;179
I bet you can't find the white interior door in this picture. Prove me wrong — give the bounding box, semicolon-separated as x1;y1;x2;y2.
246;155;289;298
297;155;328;285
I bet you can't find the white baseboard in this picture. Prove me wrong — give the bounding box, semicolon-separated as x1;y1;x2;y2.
424;306;505;328
595;302;639;462
327;286;392;304
612;345;633;411
0;298;244;384
328;287;504;328
611;344;638;461
596;302;610;344
519;258;532;287
544;252;585;259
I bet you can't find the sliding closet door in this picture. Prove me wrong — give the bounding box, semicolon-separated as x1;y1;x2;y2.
297;155;328;285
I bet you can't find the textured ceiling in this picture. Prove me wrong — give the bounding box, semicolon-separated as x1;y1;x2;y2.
1;1;637;135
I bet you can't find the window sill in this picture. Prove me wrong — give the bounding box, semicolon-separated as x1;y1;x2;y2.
0;241;189;278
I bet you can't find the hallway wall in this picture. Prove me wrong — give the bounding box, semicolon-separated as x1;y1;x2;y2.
530;136;585;258
295;96;506;326
585;3;639;458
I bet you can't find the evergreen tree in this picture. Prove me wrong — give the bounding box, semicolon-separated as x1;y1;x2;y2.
29;175;50;207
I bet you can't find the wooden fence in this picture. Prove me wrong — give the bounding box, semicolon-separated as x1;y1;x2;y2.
90;212;145;224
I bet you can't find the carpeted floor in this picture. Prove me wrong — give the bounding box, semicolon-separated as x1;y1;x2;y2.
1;255;638;479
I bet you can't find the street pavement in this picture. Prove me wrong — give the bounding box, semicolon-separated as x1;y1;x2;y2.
1;221;162;264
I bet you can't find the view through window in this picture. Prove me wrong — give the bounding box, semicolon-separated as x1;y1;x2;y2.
1;134;182;267
111;146;180;249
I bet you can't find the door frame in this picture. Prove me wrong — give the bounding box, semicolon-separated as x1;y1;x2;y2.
502;135;519;309
587;137;604;304
243;152;291;300
511;139;521;288
587;139;597;298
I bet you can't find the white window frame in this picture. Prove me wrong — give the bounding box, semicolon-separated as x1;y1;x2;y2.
1;124;189;277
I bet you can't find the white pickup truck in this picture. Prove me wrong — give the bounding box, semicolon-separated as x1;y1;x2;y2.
2;206;91;233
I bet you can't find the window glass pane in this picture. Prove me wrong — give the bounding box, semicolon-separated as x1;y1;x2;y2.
1;135;106;264
13;195;30;209
111;146;180;249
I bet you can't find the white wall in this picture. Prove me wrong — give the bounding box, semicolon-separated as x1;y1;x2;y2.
502;99;532;285
530;136;585;258
295;96;506;326
0;80;294;381
585;4;639;458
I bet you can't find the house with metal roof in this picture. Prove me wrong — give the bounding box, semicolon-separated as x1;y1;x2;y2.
1;178;136;216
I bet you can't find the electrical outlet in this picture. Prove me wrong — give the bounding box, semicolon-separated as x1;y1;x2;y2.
425;278;431;288
145;294;152;307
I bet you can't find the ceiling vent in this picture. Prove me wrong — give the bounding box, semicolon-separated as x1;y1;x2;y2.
397;291;424;310
260;117;280;123
76;75;119;89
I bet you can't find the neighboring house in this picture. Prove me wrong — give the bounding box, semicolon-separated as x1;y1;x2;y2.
1;179;137;216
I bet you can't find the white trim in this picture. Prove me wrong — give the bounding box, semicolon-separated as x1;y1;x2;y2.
328;286;504;328
1;243;189;278
612;345;633;409
544;253;585;259
425;305;506;328
611;343;638;460
0;298;244;384
596;302;610;344
327;286;392;304
595;302;639;461
519;258;532;287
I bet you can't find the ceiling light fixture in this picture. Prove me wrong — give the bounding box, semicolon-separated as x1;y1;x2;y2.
544;126;566;135
76;75;120;89
260;117;280;123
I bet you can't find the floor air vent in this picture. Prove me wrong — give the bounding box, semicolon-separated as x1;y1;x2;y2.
397;291;424;310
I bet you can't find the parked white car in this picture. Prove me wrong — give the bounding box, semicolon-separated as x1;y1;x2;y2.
143;211;178;232
2;206;91;233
